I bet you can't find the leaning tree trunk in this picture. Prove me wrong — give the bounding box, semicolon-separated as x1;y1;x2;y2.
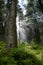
5;0;17;49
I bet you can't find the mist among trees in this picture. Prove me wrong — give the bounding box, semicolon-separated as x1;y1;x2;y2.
0;0;43;65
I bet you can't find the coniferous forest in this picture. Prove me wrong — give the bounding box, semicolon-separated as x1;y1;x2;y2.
0;0;43;65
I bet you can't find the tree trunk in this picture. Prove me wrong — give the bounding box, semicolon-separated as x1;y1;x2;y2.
34;28;41;43
5;0;17;49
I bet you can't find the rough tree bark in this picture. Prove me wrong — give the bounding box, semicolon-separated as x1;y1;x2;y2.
5;0;17;49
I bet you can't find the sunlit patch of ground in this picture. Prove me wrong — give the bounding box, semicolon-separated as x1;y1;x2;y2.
18;42;43;61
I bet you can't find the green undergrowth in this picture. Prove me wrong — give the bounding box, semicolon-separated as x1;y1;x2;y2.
0;41;43;65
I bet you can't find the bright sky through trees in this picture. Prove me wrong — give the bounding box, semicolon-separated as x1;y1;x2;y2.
19;0;27;14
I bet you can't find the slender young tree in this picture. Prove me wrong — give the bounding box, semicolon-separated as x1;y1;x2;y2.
0;0;5;41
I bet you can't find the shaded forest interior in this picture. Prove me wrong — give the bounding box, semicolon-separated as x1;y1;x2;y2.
0;0;43;65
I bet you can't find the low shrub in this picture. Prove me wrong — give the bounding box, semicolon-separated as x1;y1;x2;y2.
0;41;43;65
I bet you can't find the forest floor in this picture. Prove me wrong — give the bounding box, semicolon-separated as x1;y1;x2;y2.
0;41;43;65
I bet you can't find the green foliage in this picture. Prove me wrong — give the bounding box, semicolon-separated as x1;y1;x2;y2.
0;41;5;50
0;41;43;65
